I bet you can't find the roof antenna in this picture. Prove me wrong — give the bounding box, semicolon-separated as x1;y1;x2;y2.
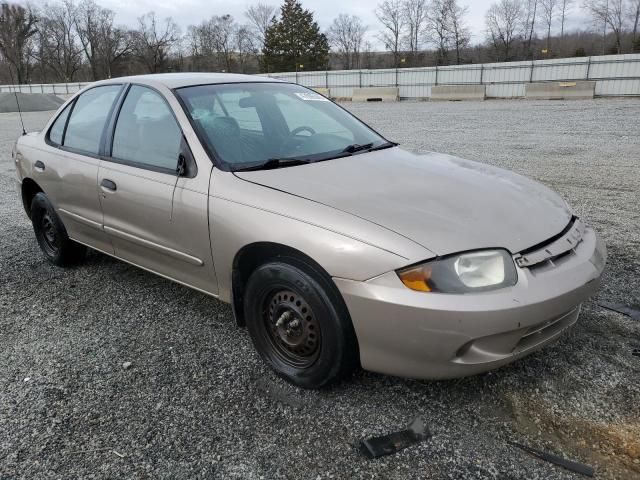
7;66;27;136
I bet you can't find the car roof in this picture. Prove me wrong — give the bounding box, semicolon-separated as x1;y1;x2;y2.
94;72;285;89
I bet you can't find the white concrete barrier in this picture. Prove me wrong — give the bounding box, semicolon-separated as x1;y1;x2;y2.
312;87;331;98
430;85;486;101
351;87;399;102
525;81;596;100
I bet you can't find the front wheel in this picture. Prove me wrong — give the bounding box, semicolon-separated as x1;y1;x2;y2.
244;260;359;389
31;193;86;267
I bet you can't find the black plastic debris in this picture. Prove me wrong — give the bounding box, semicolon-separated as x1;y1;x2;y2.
360;417;431;459
509;441;595;477
632;348;640;357
598;302;640;321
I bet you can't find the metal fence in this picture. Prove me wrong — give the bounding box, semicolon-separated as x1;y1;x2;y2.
263;53;640;99
1;53;640;99
0;82;90;96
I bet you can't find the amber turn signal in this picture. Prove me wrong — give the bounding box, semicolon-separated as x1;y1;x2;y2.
397;265;432;292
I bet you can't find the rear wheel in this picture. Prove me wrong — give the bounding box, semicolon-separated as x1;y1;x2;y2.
244;259;359;389
31;193;86;267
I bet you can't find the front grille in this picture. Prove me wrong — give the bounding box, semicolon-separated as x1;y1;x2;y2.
519;216;577;256
514;217;584;269
515;307;579;352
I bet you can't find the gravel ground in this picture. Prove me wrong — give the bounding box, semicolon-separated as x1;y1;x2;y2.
1;99;639;480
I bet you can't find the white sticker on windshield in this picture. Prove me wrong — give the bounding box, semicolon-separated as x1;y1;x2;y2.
295;91;329;101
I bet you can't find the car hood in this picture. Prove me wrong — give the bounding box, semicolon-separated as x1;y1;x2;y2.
235;148;572;255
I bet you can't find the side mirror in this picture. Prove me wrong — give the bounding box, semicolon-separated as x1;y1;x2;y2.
177;136;196;178
177;154;187;177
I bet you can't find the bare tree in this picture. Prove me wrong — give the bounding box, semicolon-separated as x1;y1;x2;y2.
444;0;470;64
361;40;375;68
425;0;450;64
376;0;405;67
583;0;628;54
559;0;574;40
100;24;130;78
189;15;252;72
235;24;255;72
74;0;130;80
188;20;219;70
522;0;538;57
486;0;524;61
133;11;179;73
245;3;275;51
210;15;236;72
541;0;559;52
0;2;38;83
328;13;367;70
36;1;84;81
402;0;428;62
630;0;640;44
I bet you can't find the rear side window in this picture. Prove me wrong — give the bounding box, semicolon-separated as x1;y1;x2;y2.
111;85;182;171
48;103;72;145
64;85;121;155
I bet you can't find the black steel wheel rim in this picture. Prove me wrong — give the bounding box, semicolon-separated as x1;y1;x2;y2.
262;289;321;368
40;212;59;257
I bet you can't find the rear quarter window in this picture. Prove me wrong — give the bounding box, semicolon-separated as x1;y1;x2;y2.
48;103;72;145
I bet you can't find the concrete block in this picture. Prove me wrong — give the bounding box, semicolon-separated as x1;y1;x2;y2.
525;81;596;100
312;87;331;98
430;85;486;101
352;87;399;102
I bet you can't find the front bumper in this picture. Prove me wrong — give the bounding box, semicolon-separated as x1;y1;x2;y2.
335;226;606;380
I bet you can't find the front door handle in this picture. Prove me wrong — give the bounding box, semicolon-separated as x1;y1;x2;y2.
100;179;117;191
34;160;45;172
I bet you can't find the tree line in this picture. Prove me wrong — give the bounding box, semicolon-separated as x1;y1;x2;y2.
1;0;639;85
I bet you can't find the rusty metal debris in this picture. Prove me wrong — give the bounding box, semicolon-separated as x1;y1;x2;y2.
598;302;640;321
509;441;595;477
360;417;431;459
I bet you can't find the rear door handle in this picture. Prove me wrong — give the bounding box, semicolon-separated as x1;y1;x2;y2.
100;179;117;191
34;161;45;172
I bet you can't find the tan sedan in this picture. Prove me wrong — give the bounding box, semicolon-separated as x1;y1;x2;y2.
13;73;606;388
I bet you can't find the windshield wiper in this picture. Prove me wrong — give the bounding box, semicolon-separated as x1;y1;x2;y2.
341;141;398;155
235;157;312;172
342;142;374;153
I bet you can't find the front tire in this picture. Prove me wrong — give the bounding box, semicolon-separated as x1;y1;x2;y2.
244;259;359;389
31;193;86;267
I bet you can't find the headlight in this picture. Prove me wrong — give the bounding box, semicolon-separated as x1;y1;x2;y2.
397;249;517;293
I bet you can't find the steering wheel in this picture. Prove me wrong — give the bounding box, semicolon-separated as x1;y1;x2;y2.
280;125;317;155
290;126;316;137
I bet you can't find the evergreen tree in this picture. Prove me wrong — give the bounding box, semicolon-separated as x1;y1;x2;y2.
262;0;329;72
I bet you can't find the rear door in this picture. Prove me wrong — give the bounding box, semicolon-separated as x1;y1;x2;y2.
34;84;123;254
98;84;217;294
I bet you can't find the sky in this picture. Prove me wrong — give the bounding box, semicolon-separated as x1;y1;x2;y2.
24;0;592;48
84;0;497;45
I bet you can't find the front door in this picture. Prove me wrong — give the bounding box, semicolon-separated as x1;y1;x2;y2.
98;85;217;295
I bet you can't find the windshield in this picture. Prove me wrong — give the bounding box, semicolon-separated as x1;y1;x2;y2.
175;82;389;171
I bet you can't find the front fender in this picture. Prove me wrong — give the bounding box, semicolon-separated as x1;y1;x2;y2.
210;170;434;303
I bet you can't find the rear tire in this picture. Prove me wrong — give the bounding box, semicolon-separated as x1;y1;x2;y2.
31;193;86;267
244;259;359;389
